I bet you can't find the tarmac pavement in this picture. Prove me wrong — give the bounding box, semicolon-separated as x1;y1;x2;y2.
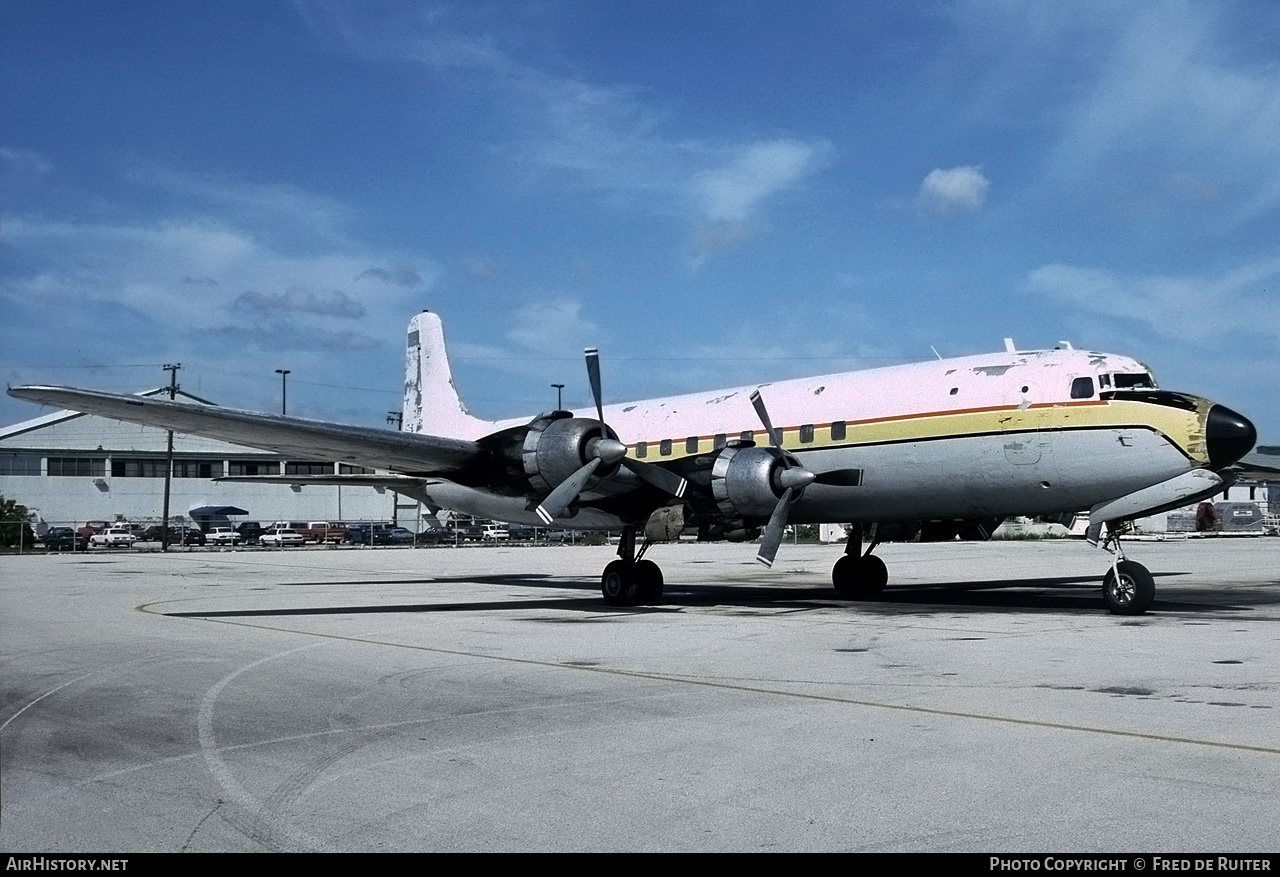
2;537;1278;852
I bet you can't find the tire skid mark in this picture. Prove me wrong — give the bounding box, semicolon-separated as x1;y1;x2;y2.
197;642;334;852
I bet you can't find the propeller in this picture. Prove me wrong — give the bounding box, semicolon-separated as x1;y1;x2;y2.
749;390;818;567
534;350;688;524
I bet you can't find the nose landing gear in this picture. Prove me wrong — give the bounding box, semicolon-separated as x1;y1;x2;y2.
1094;523;1155;615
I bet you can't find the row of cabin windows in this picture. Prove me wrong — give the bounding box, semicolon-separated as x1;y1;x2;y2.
1;456;364;477
632;421;849;458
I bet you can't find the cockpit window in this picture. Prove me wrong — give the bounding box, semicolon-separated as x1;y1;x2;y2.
1112;372;1157;390
1070;377;1095;399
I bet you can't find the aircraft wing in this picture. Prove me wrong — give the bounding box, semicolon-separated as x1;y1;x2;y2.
6;385;483;476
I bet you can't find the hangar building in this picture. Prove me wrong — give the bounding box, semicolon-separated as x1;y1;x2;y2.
0;389;410;529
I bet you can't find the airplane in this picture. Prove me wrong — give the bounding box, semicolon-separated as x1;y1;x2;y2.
7;310;1259;615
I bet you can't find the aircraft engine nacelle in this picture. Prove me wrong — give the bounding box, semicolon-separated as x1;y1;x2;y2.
710;444;795;521
521;414;620;495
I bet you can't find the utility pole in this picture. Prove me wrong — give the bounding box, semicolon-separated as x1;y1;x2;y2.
161;363;180;552
386;410;403;429
275;369;290;415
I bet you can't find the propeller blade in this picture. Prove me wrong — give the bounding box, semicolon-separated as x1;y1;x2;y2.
535;458;602;524
622;458;688;498
755;487;794;567
749;390;785;456
813;469;863;487
585;347;604;424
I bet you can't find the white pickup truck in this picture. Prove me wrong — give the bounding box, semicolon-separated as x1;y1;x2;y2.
90;527;137;548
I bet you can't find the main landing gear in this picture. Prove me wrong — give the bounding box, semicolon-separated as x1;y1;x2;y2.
831;523;888;600
1094;523;1156;615
600;526;664;607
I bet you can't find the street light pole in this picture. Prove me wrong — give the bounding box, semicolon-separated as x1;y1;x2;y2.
275;369;290;415
552;383;565;411
161;363;180;552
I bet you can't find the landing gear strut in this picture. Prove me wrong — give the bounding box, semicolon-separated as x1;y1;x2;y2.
832;524;888;600
1095;523;1155;615
601;526;664;607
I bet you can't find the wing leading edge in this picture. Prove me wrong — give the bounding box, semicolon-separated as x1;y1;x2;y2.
6;385;484;476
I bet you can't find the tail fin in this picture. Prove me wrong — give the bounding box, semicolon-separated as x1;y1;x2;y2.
403;311;491;439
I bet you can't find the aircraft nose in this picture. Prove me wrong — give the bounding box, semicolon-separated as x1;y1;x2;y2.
1206;404;1257;470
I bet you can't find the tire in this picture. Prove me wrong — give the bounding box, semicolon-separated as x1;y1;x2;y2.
601;560;639;607
635;559;664;604
1103;560;1155;615
832;553;888;600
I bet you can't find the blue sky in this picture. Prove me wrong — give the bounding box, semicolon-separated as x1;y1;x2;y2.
2;1;1278;441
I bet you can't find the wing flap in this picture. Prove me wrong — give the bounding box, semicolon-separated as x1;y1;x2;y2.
7;385;483;475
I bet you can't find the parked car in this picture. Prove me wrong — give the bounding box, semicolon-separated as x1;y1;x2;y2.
90;527;137;548
237;522;266;544
343;524;414;545
416;526;451;544
291;521;345;543
447;522;485;542
141;524;205;545
77;521;110;540
480;524;509;541
260;527;305;547
43;527;88;552
205;526;242;546
383;526;415;545
344;525;376;545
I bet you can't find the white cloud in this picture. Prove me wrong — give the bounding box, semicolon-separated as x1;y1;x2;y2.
400;28;832;256
506;298;600;356
0;146;54;178
694;140;828;223
1028;260;1280;346
918;165;990;213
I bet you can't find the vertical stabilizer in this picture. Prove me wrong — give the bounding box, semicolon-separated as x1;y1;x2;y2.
403;311;491;439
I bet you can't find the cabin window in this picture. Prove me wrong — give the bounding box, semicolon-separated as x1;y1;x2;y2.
831;421;847;441
1099;374;1112;389
1070;377;1095;399
339;464;374;474
635;441;647;459
799;424;815;443
949;387;959;395
713;433;727;449
739;430;755;444
660;439;672;456
685;436;699;454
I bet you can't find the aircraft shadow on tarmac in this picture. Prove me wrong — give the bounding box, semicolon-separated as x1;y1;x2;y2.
162;572;1280;619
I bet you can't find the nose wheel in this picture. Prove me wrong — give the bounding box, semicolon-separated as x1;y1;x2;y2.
1094;523;1156;615
1102;559;1155;615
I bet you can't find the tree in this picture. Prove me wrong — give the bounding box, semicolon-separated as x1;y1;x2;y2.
0;494;35;548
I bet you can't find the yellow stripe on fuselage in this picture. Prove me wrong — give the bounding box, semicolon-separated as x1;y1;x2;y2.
626;398;1211;466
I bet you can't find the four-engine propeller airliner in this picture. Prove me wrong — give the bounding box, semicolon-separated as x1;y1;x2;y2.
7;310;1258;615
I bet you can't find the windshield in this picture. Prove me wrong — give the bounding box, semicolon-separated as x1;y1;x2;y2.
1111;372;1157;390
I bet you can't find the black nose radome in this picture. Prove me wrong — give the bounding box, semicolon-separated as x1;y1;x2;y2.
1206;404;1257;470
